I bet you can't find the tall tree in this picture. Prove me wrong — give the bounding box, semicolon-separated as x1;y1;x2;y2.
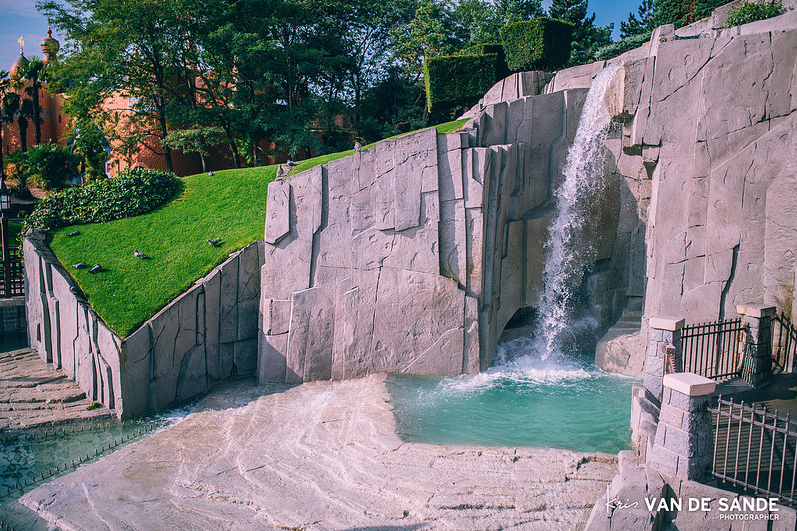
548;0;612;65
389;0;457;80
41;0;193;172
621;0;654;38
0;71;11;176
12;58;47;146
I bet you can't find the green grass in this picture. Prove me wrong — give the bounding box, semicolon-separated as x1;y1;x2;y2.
48;117;470;338
49;166;275;337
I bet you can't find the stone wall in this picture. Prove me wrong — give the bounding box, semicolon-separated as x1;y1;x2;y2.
25;232;262;417
611;17;797;331
258;73;643;382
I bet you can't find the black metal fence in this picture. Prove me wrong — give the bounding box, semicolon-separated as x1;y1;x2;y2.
0;246;24;298
681;318;745;381
773;313;797;374
711;396;797;507
0;245;23;298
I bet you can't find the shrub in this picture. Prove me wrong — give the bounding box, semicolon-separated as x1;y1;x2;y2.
423;53;499;113
500;18;575;72
725;1;785;27
460;43;511;80
25;168;180;231
595;31;653;61
12;143;80;191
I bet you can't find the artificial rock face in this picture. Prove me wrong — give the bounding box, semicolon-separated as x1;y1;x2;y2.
258;74;644;383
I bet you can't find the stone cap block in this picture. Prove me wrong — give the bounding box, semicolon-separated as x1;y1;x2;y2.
663;373;716;397
736;303;776;318
649;316;685;331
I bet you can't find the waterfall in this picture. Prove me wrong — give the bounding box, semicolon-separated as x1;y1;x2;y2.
537;63;621;359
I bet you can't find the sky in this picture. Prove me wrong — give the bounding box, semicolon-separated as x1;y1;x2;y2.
0;0;642;75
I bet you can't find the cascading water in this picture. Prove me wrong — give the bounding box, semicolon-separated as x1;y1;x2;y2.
387;64;636;453
537;63;621;359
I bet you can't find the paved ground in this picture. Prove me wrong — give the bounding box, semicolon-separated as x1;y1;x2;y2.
0;348;111;431
4;375;617;530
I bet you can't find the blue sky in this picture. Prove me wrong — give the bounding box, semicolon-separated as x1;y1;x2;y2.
1;0;641;75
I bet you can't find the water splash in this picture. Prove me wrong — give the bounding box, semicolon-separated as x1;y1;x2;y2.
537;63;621;359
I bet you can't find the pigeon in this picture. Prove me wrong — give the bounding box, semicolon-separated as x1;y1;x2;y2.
69;286;81;295
134;250;150;259
354;140;362;152
89;264;103;274
208;239;221;247
286;160;299;167
208;171;214;176
68;230;80;237
72;263;88;269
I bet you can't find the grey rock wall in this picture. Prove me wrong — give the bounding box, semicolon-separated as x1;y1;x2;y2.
587;11;797;374
616;24;797;326
259;78;641;382
25;233;263;417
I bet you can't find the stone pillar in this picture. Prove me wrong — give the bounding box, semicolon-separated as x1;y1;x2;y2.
649;373;716;481
737;303;776;388
644;316;685;401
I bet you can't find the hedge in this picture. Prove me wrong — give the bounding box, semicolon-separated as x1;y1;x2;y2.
500;18;575;72
460;43;511;80
725;1;785;27
25;168;181;231
594;31;652;61
423;53;498;113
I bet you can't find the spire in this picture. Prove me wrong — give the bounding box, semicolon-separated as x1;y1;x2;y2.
41;24;60;63
10;37;28;76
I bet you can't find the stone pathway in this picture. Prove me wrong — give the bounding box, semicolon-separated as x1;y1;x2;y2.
0;348;111;431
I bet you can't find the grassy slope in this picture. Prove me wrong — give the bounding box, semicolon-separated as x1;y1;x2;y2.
50;167;275;337
48;118;470;338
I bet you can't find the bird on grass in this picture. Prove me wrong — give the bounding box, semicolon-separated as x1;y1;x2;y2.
72;263;88;269
89;264;103;274
68;230;80;237
208;239;221;247
134;250;150;259
354;140;362;152
286;160;299;167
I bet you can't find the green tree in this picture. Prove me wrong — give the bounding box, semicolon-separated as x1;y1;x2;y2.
12;57;47;146
163;126;225;173
548;0;612;65
14;142;80;190
0;71;11;176
652;0;728;28
42;0;193;173
389;0;457;80
621;0;654;38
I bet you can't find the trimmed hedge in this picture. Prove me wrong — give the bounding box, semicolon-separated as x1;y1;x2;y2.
500;18;575;72
25;168;181;231
460;43;511;80
423;53;498;113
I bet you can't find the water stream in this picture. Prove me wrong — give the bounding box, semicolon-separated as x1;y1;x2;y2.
389;65;634;452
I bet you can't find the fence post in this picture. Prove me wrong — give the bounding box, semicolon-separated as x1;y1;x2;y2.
644;316;685;401
737;304;776;388
648;372;716;481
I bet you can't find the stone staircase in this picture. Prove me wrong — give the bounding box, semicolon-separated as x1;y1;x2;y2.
0;349;111;431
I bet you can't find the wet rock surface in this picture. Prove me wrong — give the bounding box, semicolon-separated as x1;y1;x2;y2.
9;376;615;530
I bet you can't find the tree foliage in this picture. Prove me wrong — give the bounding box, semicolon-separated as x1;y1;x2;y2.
621;0;654;38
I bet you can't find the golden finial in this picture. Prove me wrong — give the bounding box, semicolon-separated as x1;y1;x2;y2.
17;36;24;54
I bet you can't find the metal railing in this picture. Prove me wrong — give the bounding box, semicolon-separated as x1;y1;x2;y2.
711;396;797;507
681;318;745;381
773;313;797;374
0;246;24;298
